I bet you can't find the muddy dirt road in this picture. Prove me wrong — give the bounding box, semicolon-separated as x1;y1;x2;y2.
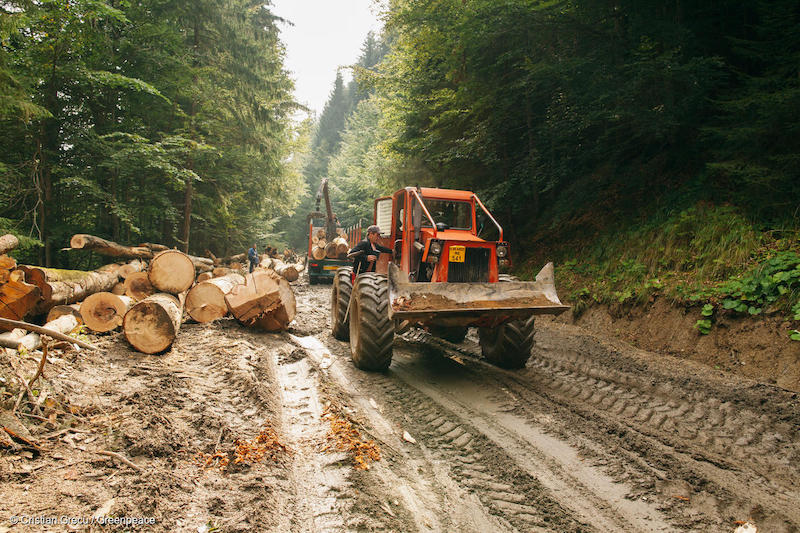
2;283;799;532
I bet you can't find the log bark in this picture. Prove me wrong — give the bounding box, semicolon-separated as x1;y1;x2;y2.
333;237;348;257
123;293;184;354
124;272;156;300
70;234;152;259
29;268;120;314
17;314;79;352
46;304;82;324
186;273;245;323
224;270;295;331
0;234;19;255
118;259;146;279
148;250;194;294
188;254;213;272
270;258;299;282
311;245;326;260
0;328;26;350
81;293;133;332
324;241;338;259
19;264;120;305
212;267;231;278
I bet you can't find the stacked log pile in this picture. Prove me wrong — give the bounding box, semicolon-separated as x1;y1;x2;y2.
311;228;350;260
0;233;299;357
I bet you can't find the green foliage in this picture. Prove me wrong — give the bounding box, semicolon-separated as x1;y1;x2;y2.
0;0;299;266
718;252;800;317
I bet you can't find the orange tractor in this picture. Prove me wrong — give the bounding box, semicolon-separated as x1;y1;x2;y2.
331;187;569;371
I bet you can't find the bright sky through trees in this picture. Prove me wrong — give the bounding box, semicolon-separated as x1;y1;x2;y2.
270;0;383;114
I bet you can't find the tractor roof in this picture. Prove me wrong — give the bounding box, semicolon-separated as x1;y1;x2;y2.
403;187;475;202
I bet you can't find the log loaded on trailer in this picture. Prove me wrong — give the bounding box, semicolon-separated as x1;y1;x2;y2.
331;187;569;371
306;178;361;284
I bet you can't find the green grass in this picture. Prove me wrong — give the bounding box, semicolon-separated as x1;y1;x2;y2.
516;203;800;336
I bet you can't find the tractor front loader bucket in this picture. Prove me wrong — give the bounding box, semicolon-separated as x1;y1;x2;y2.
388;263;570;328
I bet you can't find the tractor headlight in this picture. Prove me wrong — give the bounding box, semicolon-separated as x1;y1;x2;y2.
429;241;443;256
496;244;508;258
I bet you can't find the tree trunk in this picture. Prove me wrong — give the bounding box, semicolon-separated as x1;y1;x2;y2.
324;241;339;259
21;266;120;314
333;237;348;258
196;272;213;283
224;270;296;331
270;259;300;282
111;282;126;295
148;250;195;294
0;235;19;255
212;267;231;278
70;234;153;259
185;273;245;323
124;272;155;300
118;259;146;279
18;314;79;352
123;293;184;354
81;292;134;333
46;304;82;324
311;245;327;260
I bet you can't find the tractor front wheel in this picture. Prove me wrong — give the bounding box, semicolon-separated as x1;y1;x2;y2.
349;273;393;371
330;267;352;340
477;274;535;369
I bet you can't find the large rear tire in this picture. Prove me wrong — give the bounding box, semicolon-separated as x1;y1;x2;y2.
349;273;393;371
477;274;535;369
330;267;352;340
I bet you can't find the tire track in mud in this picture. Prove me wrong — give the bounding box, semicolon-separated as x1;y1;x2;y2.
110;323;292;532
383;347;674;532
401;323;800;532
273;346;359;532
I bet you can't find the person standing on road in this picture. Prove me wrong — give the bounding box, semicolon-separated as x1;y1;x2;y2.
248;243;258;273
348;225;391;275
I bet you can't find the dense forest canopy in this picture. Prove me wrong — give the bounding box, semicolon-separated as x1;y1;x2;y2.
2;0;798;282
1;0;301;267
295;0;799;248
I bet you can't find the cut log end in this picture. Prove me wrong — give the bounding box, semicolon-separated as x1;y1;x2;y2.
123;294;182;354
124;272;156;301
148;250;195;294
81;293;132;333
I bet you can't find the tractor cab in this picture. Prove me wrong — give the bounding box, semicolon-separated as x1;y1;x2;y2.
372;187;510;283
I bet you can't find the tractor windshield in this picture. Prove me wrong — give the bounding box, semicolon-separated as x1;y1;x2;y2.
420;199;472;230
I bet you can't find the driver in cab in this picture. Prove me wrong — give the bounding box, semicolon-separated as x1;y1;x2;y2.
348;225;392;274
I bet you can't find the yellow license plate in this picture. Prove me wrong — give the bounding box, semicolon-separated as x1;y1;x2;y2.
323;265;339;270
448;246;465;263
